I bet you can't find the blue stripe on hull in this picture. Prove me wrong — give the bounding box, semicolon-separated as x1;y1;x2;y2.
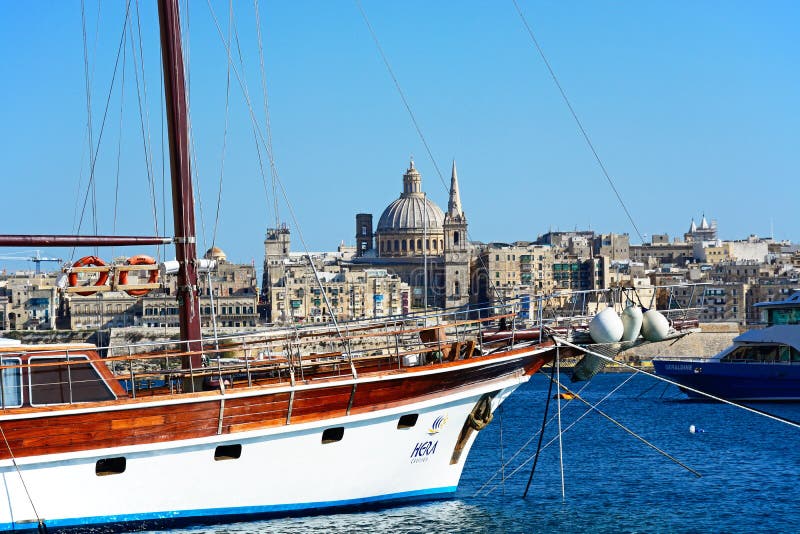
653;360;800;400
2;486;457;532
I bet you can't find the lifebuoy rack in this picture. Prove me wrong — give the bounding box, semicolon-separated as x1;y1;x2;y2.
64;255;161;297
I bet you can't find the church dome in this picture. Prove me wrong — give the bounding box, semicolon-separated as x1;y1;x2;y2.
205;246;227;262
377;196;444;232
376;160;445;232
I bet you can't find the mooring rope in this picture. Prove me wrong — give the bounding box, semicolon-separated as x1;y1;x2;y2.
511;0;645;243
554;336;800;431
522;359;556;498
557;381;702;478
477;373;634;497
555;346;566;500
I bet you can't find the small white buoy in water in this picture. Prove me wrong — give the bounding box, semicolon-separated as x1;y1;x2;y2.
589;307;624;344
641;309;670;341
621;303;643;341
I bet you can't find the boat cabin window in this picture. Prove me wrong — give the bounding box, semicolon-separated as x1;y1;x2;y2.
768;309;800;326
721;345;800;363
29;355;117;406
1;357;23;409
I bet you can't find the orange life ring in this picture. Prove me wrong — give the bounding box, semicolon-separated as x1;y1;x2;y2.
67;256;109;296
119;255;159;297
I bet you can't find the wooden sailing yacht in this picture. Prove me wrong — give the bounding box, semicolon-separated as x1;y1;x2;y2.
0;1;565;530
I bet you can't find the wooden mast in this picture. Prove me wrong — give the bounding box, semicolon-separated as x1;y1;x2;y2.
157;0;203;370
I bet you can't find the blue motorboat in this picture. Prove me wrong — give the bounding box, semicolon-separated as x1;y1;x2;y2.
653;291;800;401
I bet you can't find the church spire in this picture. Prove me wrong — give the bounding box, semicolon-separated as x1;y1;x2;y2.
447;160;463;218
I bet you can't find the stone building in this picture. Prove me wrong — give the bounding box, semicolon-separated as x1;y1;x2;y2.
536;231;595;256
684;214;718;243
0;273;60;330
60;292;138;331
267;266;409;324
347;159;470;310
630;240;693;267
141;247;258;329
593;233;630;262
471;243;555;305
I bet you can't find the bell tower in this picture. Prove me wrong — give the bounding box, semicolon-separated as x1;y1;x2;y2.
355;213;373;257
443;160;470;308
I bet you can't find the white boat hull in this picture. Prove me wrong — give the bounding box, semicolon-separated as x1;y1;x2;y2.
0;379;523;531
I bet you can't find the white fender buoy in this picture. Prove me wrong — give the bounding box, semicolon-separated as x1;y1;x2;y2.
589;307;624;344
621;304;643;342
641;309;670;341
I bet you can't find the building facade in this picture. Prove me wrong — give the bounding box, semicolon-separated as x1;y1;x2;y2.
348;159;471;310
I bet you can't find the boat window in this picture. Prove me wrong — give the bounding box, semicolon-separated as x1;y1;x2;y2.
769;309;800;326
1;357;23;409
96;457;126;476
214;444;242;461
321;426;344;444
29;355;117;406
397;413;419;429
722;345;794;364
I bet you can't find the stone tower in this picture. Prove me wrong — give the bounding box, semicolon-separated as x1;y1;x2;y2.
355;213;373;257
260;226;291;321
443;161;470;308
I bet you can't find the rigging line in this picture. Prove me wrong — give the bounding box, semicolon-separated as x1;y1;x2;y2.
556;345;566;501
180;0;210;260
0;424;43;526
511;0;645;244
188;114;209;257
354;1;510;307
354;0;448;195
253;0;281;228
480;373;632;497
235;4;274;251
159;32;167;263
80;0;98;240
133;0;161;238
72;0;133;262
554;336;800;431
522;357;556;498
474;366;591;495
498;404;506;496
563;381;702;478
203;1;352;353
211;0;235;248
181;9;211;261
112;17;128;257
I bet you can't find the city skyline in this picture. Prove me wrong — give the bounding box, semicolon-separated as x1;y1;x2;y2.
0;1;797;269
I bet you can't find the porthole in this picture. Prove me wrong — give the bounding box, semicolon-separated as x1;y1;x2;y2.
214;444;242;461
397;413;419;429
96;457;126;476
321;426;345;444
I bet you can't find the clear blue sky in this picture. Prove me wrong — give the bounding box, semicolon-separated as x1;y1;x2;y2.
0;1;797;272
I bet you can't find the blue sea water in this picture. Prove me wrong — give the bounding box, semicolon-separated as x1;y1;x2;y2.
142;373;800;533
